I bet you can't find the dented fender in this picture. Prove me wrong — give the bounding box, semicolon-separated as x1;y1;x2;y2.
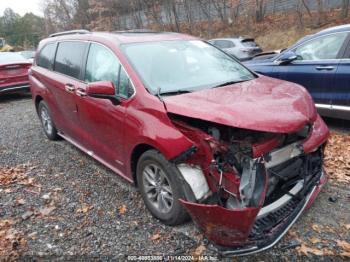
302;114;329;153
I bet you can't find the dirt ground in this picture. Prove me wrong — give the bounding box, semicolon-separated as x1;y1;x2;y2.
0;94;349;261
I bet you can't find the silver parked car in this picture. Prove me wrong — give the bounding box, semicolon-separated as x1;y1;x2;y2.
208;37;262;61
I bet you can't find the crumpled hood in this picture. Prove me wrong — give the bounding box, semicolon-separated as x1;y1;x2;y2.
163;76;317;133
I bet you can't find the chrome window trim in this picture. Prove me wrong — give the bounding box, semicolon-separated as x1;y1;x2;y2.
316;103;350;112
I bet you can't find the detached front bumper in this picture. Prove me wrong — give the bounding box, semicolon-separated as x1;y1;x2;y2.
181;170;327;256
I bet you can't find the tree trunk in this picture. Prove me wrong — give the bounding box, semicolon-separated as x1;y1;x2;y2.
341;0;350;18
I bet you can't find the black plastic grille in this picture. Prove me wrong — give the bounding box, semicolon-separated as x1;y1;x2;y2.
250;198;301;239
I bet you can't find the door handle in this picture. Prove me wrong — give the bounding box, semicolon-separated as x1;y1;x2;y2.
315;66;335;71
76;89;87;97
65;84;75;92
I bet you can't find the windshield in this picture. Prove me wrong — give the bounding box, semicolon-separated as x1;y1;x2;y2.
19;51;35;59
0;52;27;64
122;40;255;95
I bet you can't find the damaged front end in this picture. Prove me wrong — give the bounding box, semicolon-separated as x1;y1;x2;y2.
169;113;329;256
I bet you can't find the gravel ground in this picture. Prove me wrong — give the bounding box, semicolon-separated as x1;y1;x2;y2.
0;94;349;261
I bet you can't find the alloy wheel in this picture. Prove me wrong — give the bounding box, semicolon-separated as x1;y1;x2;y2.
142;163;174;214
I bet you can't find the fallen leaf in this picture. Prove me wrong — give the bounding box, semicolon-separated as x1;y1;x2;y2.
309;236;321;244
324;133;350;184
39;206;56;216
345;224;350;230
192;244;206;257
311;224;322;233
323;249;335;256
77;205;93;214
16;199;26;205
297;244;323;256
150;233;161;241
340;251;350;258
337;240;350;252
118;205;127;215
28;232;37;240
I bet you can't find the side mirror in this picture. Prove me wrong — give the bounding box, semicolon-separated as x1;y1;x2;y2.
277;51;298;65
86;81;120;105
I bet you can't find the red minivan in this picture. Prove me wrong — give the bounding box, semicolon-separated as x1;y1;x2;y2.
30;30;329;256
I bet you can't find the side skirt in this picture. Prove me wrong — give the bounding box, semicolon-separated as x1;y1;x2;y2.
58;132;133;184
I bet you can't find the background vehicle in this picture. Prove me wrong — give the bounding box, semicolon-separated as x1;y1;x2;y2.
0;52;31;95
245;24;350;120
18;50;36;63
208;37;262;61
30;30;328;255
0;37;14;52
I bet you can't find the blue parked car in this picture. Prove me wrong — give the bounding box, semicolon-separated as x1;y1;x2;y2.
245;25;350;120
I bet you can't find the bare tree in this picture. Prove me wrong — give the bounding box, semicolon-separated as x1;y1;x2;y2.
341;0;350;18
196;0;213;37
255;0;265;22
300;0;312;17
316;0;325;25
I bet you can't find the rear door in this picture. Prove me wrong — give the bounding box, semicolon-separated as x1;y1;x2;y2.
51;41;88;138
274;32;349;105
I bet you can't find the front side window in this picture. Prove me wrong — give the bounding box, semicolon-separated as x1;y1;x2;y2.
118;67;133;98
85;43;120;89
295;33;348;61
122;40;254;95
54;42;87;79
37;43;56;70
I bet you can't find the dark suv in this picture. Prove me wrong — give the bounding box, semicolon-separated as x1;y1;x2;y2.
30;30;329;256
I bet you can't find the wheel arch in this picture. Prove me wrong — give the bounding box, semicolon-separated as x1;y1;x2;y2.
130;143;155;186
34;95;44;113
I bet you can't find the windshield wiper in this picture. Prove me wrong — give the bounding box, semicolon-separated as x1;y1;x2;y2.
212;80;248;89
159;90;192;96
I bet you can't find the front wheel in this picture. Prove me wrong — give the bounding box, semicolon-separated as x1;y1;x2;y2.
137;150;190;225
38;101;59;141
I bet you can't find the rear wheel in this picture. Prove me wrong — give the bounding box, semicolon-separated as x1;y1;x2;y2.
137;150;190;225
38;101;59;140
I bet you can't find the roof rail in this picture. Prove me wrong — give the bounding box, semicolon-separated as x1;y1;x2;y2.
113;29;159;34
49;29;90;38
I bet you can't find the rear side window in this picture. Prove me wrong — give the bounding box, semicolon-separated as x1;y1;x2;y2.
214;40;235;49
241;40;258;47
37;43;56;70
54;42;87;79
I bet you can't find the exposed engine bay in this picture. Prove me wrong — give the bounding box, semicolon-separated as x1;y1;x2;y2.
167;113;328;254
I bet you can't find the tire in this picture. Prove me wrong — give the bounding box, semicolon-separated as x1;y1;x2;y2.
38;101;59;141
137;150;191;225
